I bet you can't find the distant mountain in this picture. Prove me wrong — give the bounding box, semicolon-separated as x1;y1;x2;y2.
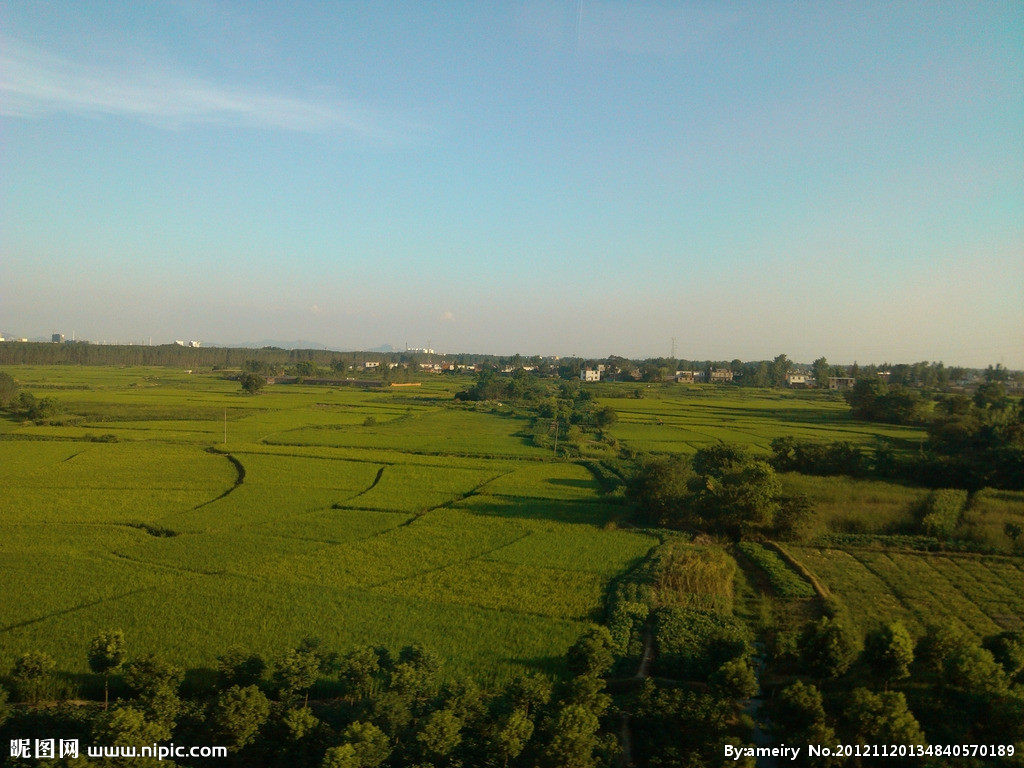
220;339;333;350
218;340;400;353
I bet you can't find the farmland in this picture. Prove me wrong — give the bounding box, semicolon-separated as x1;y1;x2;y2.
596;383;928;455
2;365;1022;687
788;546;1024;637
592;381;1024;644
0;366;656;683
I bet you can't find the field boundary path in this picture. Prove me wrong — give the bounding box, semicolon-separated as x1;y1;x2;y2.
191;449;246;510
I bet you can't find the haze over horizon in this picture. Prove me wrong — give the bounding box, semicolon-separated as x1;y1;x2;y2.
2;2;1022;369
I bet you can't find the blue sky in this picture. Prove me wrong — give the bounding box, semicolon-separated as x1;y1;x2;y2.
2;1;1022;367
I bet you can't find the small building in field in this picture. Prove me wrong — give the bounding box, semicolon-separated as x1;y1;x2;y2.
709;368;734;383
828;377;856;390
785;372;810;387
581;369;601;382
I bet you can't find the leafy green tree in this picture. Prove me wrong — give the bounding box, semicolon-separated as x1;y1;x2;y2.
913;622;971;679
213;684;271;748
504;673;552;718
88;630;126;709
800;616;859;679
282;705;320;740
489;708;534;766
863;622;914;687
565;626;615;678
416;708;463;762
943;643;1007;695
841;689;925;751
216;646;266;688
594;405;617;428
813;357;830;388
626;455;692;527
322;744;360;768
766;681;838;766
93;705;172;765
0;371;17;408
337;645;380;701
558;674;611;718
123;654;184;731
239;372;266;394
974;381;1008;411
543;704;602;768
629;680;733;768
687;447;782;538
273;646;322;706
982;631;1024;682
709;658;758;699
771;354;791;387
389;644;441;705
13;650;56;705
339;721;391;768
845;377;888;420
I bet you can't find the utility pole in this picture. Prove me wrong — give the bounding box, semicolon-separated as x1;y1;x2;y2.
224;409;227;444
551;420;559;457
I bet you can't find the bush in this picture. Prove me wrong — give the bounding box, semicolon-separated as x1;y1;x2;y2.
653;607;753;680
916;489;968;539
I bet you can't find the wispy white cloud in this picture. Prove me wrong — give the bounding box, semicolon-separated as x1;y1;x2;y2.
517;0;742;60
0;34;411;138
577;1;742;59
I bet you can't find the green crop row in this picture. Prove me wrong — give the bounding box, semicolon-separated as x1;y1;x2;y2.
736;542;816;598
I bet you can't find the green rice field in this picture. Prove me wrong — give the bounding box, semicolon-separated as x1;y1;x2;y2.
3;366;1020;682
789;545;1024;638
0;366;655;682
597;384;927;455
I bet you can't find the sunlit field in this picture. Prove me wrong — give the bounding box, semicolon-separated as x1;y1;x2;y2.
0;366;655;682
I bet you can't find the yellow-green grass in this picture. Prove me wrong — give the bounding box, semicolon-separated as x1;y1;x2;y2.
263;408;544;457
779;473;926;535
598;386;927;455
789;546;1024;638
1;366;656;681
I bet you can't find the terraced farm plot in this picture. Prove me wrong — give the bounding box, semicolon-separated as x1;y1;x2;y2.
264;408;544;457
0;367;656;681
0;442;237;524
790;546;1024;637
600;387;927;455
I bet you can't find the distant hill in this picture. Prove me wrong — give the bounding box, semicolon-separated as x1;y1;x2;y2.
220;341;398;353
221;339;332;350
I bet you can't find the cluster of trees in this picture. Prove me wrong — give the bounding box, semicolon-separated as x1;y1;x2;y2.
455;370;618;456
771;380;1024;490
627;445;811;540
766;610;1024;766
0;385;66;424
844;378;931;424
0;628;641;768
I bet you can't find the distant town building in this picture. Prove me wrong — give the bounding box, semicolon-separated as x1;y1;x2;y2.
709;368;734;383
52;333;65;343
785;372;810;387
828;377;856;390
675;370;697;383
363;361;380;370
581;369;601;382
188;340;201;348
